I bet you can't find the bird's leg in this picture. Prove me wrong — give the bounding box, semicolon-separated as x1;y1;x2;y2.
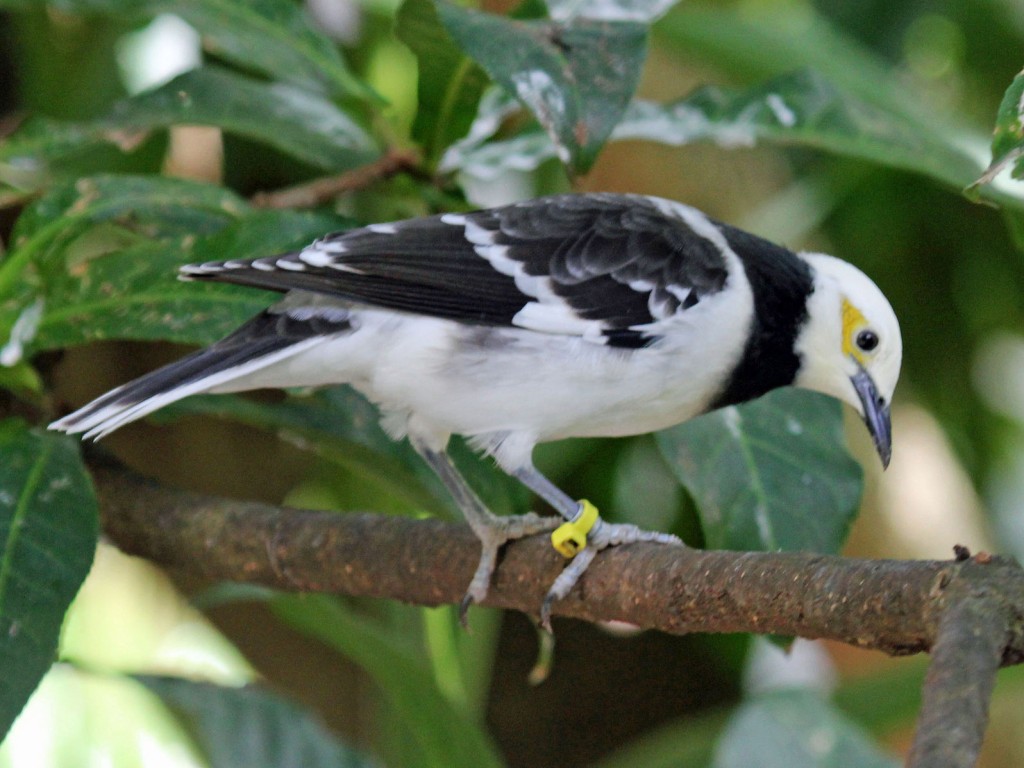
411;438;559;621
511;465;581;521
538;520;682;630
513;464;684;631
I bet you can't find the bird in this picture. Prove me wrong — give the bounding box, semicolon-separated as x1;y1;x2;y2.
49;192;902;628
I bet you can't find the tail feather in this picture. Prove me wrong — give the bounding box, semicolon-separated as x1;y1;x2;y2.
49;308;350;440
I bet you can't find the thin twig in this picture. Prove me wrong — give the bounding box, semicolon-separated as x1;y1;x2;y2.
250;149;421;209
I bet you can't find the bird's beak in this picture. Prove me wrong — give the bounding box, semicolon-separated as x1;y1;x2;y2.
850;365;892;469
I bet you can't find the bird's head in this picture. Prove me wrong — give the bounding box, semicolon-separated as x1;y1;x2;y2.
794;253;902;468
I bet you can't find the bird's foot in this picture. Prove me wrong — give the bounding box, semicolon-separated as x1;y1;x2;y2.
540;518;683;632
460;511;560;626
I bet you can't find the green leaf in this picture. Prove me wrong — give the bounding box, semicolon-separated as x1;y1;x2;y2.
651;5;1024;210
592;708;726;768
533;656;925;768
544;0;679;23
655;389;863;553
832;657;925;734
32;209;346;350
167;0;373;100
713;690;899;768
108;67;377;171
444;70;984;188
610;437;684;534
0;422;98;741
437;88;533;178
139;675;374;768
9;174;247;248
30;0;371;99
653;5;943;137
0;118;154;194
437;2;647;174
395;0;489;169
615;70;980;190
0;360;43;399
442;122;554;181
161;388;451;517
1;67;379;183
0;174;245;358
421;604;501;718
1002;208;1024;254
0;175;250;364
0;175;342;357
969;68;1024;193
273;595;504;768
161;386;528;520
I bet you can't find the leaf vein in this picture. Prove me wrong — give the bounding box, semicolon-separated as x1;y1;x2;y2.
0;440;53;621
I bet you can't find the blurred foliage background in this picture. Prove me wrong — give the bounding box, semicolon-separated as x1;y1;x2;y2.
2;0;1024;765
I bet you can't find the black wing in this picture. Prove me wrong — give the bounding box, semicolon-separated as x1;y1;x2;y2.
181;193;733;348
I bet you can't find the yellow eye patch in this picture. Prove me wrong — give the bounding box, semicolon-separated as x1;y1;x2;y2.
841;298;869;363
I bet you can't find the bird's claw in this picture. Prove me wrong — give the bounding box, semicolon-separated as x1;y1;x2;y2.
459;593;475;629
540;593;556;634
538;521;685;629
458;512;561;628
458;509;683;632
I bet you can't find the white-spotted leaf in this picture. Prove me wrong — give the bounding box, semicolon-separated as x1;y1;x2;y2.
443;70;982;189
970;68;1024;193
437;2;647;175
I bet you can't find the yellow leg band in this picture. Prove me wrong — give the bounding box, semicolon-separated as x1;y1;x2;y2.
551;499;599;558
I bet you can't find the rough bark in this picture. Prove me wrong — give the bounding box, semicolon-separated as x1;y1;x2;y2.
90;457;1024;768
90;460;1022;651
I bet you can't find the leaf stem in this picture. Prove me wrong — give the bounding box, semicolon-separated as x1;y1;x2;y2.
0;219;74;301
250;149;422;209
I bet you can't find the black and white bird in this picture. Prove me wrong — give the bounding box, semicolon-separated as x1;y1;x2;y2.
50;193;902;626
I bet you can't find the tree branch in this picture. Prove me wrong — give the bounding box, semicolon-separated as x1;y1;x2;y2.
89;458;1023;650
906;573;1016;768
89;457;1024;766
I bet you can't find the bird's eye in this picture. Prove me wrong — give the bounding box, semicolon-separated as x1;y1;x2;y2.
856;329;879;352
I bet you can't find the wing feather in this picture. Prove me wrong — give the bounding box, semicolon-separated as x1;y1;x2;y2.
180;193;734;346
